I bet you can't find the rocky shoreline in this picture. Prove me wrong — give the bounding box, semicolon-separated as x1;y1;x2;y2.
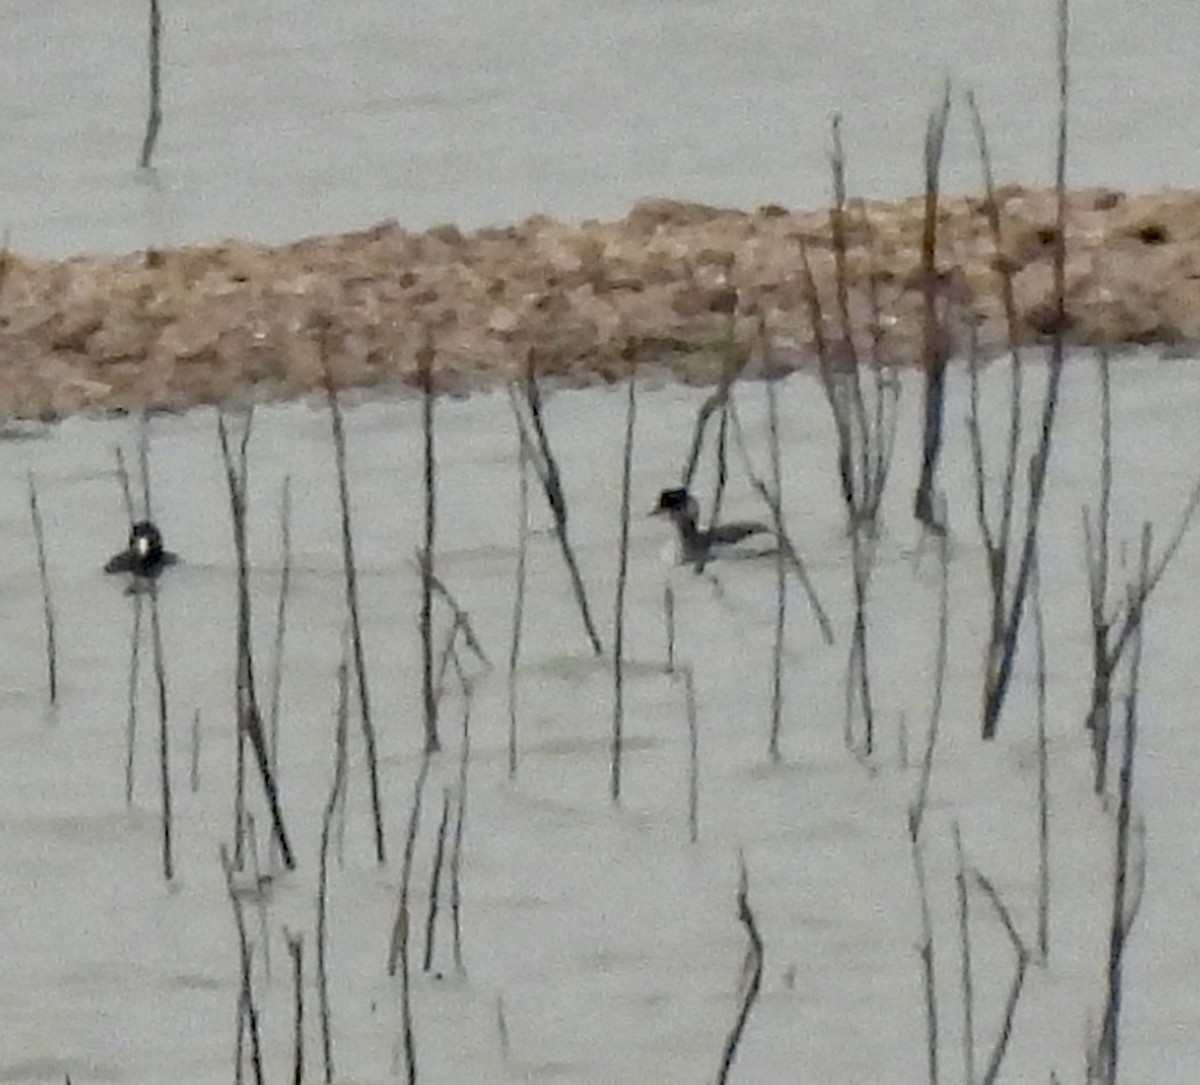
1;184;1197;419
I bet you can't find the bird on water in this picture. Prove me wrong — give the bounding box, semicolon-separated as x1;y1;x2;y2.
104;520;178;579
650;486;773;566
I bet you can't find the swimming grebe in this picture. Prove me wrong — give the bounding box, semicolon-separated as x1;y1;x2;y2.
104;520;178;578
650;487;773;566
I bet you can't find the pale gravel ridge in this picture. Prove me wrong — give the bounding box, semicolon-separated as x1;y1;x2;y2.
0;184;1195;418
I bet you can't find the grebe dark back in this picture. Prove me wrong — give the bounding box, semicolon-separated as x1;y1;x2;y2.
650;487;772;566
104;520;178;579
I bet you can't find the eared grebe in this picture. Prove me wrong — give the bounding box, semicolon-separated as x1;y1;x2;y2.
650;487;773;566
104;520;178;578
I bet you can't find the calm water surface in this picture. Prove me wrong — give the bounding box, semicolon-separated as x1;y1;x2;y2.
2;0;1198;256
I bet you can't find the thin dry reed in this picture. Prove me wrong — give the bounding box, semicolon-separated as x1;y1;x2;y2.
26;471;58;707
323;360;386;863
139;0;163;168
611;369;637;802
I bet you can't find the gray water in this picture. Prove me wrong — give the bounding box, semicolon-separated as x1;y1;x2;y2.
3;0;1198;257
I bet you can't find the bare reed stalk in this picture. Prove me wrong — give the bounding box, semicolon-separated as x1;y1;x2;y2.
191;708;201;793
765;372;786;763
511;359;603;655
663;582;676;672
450;670;472;976
953;824;976;1085
681;663;699;844
27;471;58;706
422;788;452;973
317;641;350;1084
387;752;433;1085
217;410;296;871
1032;547;1051;963
507;429;529;778
119;441;140;806
726;394;834;643
715;851;763;1085
1094;527;1150;1085
797;224;876;752
912;83;953;531
148;578;173;881
973;868;1030;1085
322;358;386;863
980;0;1071;740
139;0;163;168
243;812;271;979
678;306;746;494
1083;347;1114;793
125;590;144;805
908;530;949;1085
1083;350;1200;792
285;928;305;1085
419;334;441;754
695;316;738;577
220;844;264;1085
611;369;637;802
965;92;1026;711
268;476;293;797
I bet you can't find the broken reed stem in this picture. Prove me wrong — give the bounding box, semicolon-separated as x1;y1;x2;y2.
139;0;163;169
423;788;452;973
1096;524;1150;1085
681;663;699;844
507;431;529;778
427;573;491;670
220;844;265;1085
148;578;173;882
953;824;976;1085
515;362;603;656
450;673;472;976
980;0;1071;740
715;851;763;1085
268;476;293;798
317;641;350;1085
323;365;386;864
419;333;441;755
27;471;58;707
387;752;433;1085
1032;547;1051;964
285;929;305;1085
913;83;952;530
766;373;786;763
216;410;296;871
973;868;1030;1085
125;591;144;804
611;371;637;803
